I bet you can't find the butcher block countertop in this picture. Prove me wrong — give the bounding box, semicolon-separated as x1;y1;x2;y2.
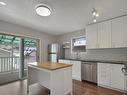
29;62;72;71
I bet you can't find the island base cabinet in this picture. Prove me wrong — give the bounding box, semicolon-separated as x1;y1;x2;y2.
98;63;125;92
28;66;72;95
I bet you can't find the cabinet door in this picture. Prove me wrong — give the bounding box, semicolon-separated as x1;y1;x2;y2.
98;21;112;48
110;64;125;90
112;16;127;48
58;59;65;63
86;24;98;49
58;59;70;65
63;60;70;64
70;61;81;81
98;63;111;87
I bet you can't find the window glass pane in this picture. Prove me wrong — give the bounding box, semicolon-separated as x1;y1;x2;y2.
0;34;20;85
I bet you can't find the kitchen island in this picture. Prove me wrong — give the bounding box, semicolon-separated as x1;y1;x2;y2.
28;62;73;95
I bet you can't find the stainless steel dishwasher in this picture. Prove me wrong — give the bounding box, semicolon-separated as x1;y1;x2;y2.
81;62;97;83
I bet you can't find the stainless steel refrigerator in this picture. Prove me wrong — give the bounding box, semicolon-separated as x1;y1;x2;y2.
48;44;64;62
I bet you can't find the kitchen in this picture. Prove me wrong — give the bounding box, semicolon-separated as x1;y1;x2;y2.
48;14;127;94
49;24;127;94
0;0;127;95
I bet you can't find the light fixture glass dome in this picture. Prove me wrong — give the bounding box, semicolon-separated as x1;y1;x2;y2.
35;4;51;16
0;1;6;5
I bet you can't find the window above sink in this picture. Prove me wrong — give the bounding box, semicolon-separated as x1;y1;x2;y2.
71;36;86;53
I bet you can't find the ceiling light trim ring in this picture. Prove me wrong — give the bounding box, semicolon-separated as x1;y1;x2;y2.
35;4;52;16
0;1;6;5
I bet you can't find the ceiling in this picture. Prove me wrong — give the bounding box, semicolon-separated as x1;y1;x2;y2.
0;0;127;35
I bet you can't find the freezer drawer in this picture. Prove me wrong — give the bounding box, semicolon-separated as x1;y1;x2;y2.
48;54;57;62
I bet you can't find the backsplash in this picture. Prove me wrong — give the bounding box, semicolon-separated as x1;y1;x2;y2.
65;48;127;61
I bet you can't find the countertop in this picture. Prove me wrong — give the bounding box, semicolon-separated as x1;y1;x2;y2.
29;62;73;71
59;58;127;64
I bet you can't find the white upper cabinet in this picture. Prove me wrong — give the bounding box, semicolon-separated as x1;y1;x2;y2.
86;15;127;49
86;21;112;49
86;24;98;49
98;21;112;48
112;16;127;48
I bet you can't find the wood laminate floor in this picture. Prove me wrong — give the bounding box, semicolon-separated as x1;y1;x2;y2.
0;80;125;95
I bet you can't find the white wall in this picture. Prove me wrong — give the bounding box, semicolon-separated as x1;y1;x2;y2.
0;20;56;62
2;20;127;62
56;29;86;59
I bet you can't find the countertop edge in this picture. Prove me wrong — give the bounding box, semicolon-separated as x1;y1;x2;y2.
59;58;127;64
28;63;73;71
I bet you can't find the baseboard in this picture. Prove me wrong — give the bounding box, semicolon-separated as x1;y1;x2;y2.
82;80;97;85
72;75;81;81
98;84;126;93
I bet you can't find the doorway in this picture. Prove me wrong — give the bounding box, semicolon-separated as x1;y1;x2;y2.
22;37;40;78
0;34;40;85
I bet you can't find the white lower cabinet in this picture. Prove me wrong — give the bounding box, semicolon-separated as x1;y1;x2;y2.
58;59;65;63
98;63;125;91
70;61;81;81
58;59;81;81
98;63;111;88
110;64;125;91
63;60;71;64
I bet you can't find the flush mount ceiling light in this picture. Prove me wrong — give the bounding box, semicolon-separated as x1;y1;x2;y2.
35;4;51;16
0;1;6;5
